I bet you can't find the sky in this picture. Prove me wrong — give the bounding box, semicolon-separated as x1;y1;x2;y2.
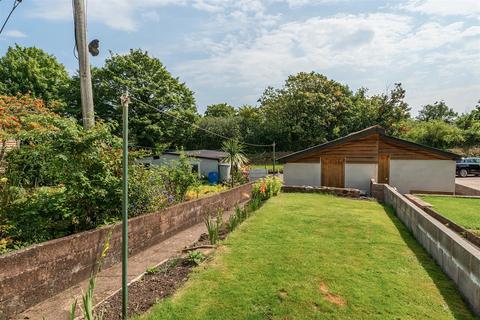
0;0;479;115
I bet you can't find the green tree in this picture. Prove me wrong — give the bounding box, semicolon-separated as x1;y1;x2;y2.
401;120;464;150
417;101;457;123
456;101;480;153
222;140;248;187
237;105;264;149
66;49;198;148
193;116;241;149
347;85;411;135
0;45;69;105
259;72;356;151
204;103;236;118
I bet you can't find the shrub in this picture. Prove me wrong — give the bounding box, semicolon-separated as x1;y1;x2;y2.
187;250;206;266
157;154;199;202
129;165;169;217
252;176;282;201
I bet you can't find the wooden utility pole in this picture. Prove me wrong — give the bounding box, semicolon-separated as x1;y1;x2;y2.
73;0;95;129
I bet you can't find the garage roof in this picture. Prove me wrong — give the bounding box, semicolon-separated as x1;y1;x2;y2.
277;125;461;163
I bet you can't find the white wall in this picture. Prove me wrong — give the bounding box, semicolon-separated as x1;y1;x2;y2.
345;163;377;193
284;162;321;186
389;160;456;194
199;158;220;177
138;155;220;178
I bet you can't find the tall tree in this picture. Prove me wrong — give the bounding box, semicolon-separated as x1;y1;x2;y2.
193;116;241;150
417;101;457;123
66;49;198;149
401;120;464;150
204;103;236;118
0;45;69;106
259;72;356;151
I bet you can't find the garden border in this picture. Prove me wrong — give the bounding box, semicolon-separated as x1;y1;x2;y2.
404;194;480;248
0;182;253;318
371;181;480;315
281;185;360;198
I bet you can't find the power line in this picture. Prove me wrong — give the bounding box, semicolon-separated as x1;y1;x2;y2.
129;95;274;148
0;0;22;36
94;59;274;148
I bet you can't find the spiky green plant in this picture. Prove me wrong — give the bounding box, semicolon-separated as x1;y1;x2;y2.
204;211;220;245
221;139;248;187
69;230;112;319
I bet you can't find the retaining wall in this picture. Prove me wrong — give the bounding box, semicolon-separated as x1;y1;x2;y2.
456;183;480;196
0;183;253;318
281;185;360;198
374;183;480;315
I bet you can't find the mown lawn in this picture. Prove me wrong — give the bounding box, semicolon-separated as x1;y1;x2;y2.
251;164;284;173
141;193;474;320
419;195;480;236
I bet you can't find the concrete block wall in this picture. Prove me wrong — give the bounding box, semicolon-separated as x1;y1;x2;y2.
456;183;480;196
381;184;480;315
0;183;253;318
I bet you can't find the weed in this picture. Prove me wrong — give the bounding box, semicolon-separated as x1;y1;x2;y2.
69;230;112;320
204;213;220;244
146;266;160;275
187;250;206;266
227;212;240;232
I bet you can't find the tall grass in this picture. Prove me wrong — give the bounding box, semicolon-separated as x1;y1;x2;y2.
70;230;112;319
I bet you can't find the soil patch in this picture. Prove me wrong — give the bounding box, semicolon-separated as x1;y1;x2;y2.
319;282;347;307
95;257;193;320
94;231;226;319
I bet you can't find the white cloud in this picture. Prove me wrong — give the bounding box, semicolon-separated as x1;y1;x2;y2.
173;12;480;110
29;0;276;31
403;0;480;18
29;0;186;31
2;30;27;38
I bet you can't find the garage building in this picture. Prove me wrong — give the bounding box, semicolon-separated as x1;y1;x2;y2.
278;126;460;194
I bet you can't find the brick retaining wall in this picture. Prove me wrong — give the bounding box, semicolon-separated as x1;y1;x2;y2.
0;183;253;318
372;182;480;315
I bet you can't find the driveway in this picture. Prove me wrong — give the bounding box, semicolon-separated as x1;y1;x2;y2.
456;177;480;190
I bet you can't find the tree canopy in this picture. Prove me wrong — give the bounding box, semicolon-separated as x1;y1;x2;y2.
65;49;198;149
204;103;236;118
0;45;69;106
417;101;458;123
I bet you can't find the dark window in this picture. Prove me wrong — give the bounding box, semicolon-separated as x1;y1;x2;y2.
192;164;199;173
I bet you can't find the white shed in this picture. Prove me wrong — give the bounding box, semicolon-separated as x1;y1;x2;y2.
138;150;231;182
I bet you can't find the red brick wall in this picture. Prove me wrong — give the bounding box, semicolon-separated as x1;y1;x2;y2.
0;182;252;318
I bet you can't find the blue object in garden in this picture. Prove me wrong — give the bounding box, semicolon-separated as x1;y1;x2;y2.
208;172;219;185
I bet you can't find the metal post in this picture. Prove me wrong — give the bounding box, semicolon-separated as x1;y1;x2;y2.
120;91;130;319
272;142;276;176
73;0;95;129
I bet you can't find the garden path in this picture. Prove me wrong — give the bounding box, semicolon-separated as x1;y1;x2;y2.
15;213;227;320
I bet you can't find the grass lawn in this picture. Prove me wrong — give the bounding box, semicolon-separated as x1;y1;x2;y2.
141;193;474;320
419;195;480;236
251;164;284;173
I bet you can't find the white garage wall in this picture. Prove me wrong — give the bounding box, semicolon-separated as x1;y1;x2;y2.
389;160;456;194
345;163;377;193
284;162;321;186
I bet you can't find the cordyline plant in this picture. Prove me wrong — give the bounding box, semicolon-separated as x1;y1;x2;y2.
221;139;248;187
